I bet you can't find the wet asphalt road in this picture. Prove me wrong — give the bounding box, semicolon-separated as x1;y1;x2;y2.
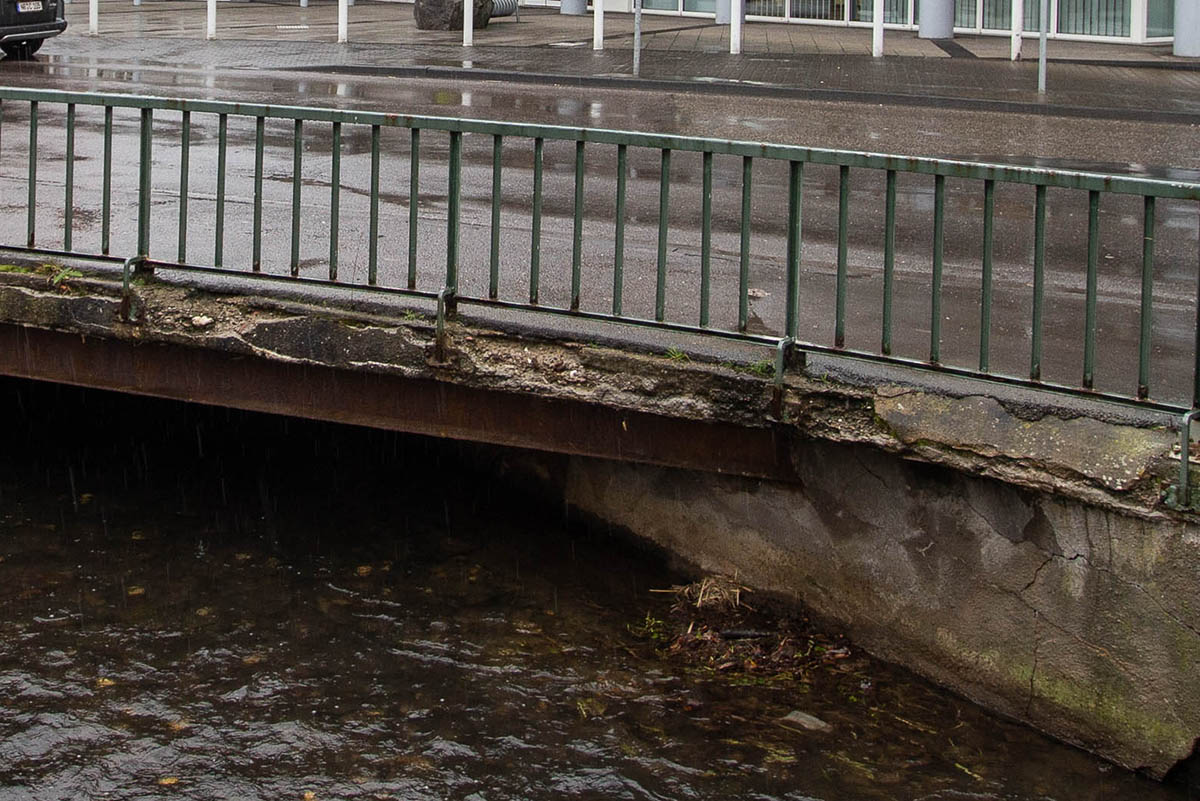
1;53;1198;404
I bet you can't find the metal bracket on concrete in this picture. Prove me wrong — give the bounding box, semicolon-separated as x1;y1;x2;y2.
119;255;152;324
1166;408;1200;510
434;286;457;364
770;337;795;421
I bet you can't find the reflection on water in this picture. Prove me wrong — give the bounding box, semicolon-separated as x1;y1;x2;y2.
0;377;1187;800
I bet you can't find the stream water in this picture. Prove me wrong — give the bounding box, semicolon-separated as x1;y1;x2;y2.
0;376;1191;801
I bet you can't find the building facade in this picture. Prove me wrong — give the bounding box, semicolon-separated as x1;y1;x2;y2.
543;0;1176;43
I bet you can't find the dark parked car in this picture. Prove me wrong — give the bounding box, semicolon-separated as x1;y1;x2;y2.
0;0;66;59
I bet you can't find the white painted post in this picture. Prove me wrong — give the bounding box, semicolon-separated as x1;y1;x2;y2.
338;0;348;43
593;0;604;50
1011;0;1023;60
730;0;742;54
463;0;473;46
1038;0;1047;93
633;0;641;74
206;0;216;39
872;0;883;57
89;0;97;35
300;0;308;9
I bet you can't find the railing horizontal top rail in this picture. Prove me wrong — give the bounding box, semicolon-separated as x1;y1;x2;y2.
1;87;1197;200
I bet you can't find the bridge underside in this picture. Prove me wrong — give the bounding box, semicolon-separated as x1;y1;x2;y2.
0;322;796;482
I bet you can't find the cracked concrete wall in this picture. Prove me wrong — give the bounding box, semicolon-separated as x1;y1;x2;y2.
561;442;1200;778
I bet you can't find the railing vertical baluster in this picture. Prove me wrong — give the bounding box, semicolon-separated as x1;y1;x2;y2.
490;134;502;299
980;179;995;372
446;130;461;294
655;148;671;322
64;104;75;252
1031;184;1047;380
102;106;112;256
571;139;584;311
700;150;712;328
408;128;420;290
137;108;152;257
1082;189;1100;389
930;174;945;364
1193;204;1200;408
738;156;752;332
882;169;896;355
613;143;626;317
785;160;803;339
329;121;341;281
26;101;37;249
369;124;381;286
1138;195;1155;399
530;136;543;305
215;112;227;268
178;110;190;263
252;116;264;273
835;165;849;347
291;119;303;277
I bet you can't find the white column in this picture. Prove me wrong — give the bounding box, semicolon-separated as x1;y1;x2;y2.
206;0;216;38
1010;0;1022;59
1037;0;1048;93
593;0;604;49
1177;0;1200;57
338;0;348;43
730;0;743;54
918;0;953;38
463;0;474;46
89;0;98;35
872;0;883;57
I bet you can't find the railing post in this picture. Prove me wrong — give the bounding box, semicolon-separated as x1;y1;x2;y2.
464;0;474;46
207;0;216;39
137;108;153;258
446;130;462;314
89;0;98;35
338;0;348;43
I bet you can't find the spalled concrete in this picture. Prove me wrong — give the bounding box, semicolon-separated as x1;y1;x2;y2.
0;257;1196;778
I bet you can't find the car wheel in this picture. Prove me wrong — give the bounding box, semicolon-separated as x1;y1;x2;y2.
1;40;43;59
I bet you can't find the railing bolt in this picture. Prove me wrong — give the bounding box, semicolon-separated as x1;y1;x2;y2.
119;255;151;324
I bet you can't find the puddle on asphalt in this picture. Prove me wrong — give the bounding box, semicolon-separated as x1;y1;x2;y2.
0;377;1190;800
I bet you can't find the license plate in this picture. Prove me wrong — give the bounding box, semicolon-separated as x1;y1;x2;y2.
16;2;44;11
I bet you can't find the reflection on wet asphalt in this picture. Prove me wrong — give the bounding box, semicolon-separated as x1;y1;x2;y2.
0;377;1186;800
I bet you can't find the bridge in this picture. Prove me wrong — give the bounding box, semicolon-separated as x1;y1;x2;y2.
0;86;1198;778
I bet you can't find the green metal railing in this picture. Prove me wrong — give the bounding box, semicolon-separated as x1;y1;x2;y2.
1;87;1199;415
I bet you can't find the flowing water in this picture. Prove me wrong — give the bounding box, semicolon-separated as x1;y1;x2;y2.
0;376;1191;801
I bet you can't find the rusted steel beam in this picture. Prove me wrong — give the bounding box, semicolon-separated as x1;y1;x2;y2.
0;323;796;481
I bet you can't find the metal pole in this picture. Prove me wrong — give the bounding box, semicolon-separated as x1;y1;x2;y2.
338;0;348;42
89;0;98;35
1038;0;1048;94
872;0;883;57
1011;0;1022;60
207;0;216;39
464;0;474;46
730;0;742;54
633;0;641;76
593;0;604;50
